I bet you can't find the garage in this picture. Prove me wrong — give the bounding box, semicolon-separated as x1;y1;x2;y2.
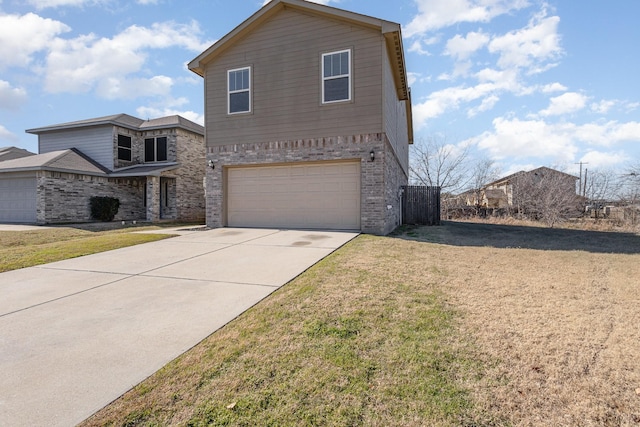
0;174;37;223
227;161;360;230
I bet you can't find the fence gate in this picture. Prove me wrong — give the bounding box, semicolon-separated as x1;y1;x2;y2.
402;186;441;226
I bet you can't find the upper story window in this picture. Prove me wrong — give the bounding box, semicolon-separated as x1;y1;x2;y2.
228;67;251;114
145;136;167;162
322;49;351;104
117;134;132;161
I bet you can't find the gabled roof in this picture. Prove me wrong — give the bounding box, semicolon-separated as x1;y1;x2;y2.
485;166;579;187
188;0;409;102
0;148;110;176
26;114;204;136
0;146;36;162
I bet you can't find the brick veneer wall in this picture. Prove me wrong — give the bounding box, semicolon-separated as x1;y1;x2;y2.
173;129;206;221
205;133;407;235
36;171;145;224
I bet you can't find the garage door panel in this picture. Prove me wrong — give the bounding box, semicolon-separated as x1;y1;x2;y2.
0;176;37;223
227;162;360;230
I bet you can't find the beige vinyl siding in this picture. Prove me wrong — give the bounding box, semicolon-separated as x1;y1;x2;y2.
204;8;384;146
382;50;409;175
38;126;114;170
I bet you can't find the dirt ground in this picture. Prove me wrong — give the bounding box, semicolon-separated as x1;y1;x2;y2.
394;221;640;426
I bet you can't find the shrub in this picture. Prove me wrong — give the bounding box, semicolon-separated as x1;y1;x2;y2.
90;196;120;222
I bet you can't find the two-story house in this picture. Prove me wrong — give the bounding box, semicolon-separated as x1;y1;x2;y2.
0;114;205;224
188;0;413;235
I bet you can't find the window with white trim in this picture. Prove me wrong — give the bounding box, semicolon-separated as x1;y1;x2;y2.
322;49;351;103
228;67;251;114
144;136;167;162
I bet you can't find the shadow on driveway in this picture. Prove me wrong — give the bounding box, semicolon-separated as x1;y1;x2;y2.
391;221;640;255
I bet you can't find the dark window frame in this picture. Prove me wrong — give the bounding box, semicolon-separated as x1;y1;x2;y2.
117;134;132;161
144;136;168;163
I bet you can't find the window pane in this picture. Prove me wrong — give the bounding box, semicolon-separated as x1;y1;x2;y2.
324;55;331;78
118;147;131;161
229;69;249;92
332;54;342;76
324;77;349;102
117;134;131;148
339;51;349;75
230;91;250;113
145;138;154;162
157;137;167;161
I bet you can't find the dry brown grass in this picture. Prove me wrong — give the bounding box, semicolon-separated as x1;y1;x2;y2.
397;220;640;426
80;220;640;426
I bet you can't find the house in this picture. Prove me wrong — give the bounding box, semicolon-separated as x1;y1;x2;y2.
187;0;412;235
0;146;36;162
0;114;205;224
482;166;579;211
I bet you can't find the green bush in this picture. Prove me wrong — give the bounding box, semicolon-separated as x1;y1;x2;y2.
90;196;120;222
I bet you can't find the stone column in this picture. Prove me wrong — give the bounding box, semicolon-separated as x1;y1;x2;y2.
146;176;160;221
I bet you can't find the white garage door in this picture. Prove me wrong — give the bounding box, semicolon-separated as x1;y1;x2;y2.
0;175;37;223
227;161;360;230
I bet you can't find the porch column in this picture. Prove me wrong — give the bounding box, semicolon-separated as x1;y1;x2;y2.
146;176;160;221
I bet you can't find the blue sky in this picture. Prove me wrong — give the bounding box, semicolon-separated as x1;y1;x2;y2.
1;0;639;178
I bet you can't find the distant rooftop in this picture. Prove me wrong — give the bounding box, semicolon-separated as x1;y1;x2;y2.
25;113;204;136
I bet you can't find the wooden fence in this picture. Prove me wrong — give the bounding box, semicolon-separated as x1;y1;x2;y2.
402;186;441;226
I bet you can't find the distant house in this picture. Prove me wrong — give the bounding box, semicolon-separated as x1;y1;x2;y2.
0;146;35;162
0;114;205;224
482;166;579;211
187;0;412;235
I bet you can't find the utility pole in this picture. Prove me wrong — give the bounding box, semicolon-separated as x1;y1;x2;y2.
575;162;588;195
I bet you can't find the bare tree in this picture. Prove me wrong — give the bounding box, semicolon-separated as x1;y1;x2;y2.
409;135;471;194
512;168;581;227
468;158;501;212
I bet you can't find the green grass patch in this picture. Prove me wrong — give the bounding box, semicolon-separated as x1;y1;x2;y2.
0;227;173;272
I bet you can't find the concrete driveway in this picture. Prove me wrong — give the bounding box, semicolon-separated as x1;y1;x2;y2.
0;227;357;427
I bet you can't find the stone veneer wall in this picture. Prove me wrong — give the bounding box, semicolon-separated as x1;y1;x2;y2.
205;133;406;235
36;171;145;224
173;128;206;221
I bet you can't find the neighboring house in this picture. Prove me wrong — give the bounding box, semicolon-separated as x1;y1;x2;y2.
0;146;36;162
0;114;205;224
482;166;578;209
188;0;413;235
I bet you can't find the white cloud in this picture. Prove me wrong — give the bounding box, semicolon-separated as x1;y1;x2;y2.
468;94;500;117
262;0;335;4
404;0;530;37
0;80;28;110
580;150;629;168
539;92;588;116
444;31;490;60
137;0;159;4
0;13;70;69
541;82;567;93
488;10;562;73
468;116;640;163
96;75;174;100
43;21;212;97
0;124;19;143
136;105;204;125
470;117;579;161
26;0;99;9
591;99;616;114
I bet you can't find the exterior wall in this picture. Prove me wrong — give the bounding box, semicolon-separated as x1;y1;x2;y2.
38;126;115;170
206;133;403;235
382;50;410;175
203;8;384;147
113;126;180;169
36;171;145;224
382;135;408;234
173;128;206;221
